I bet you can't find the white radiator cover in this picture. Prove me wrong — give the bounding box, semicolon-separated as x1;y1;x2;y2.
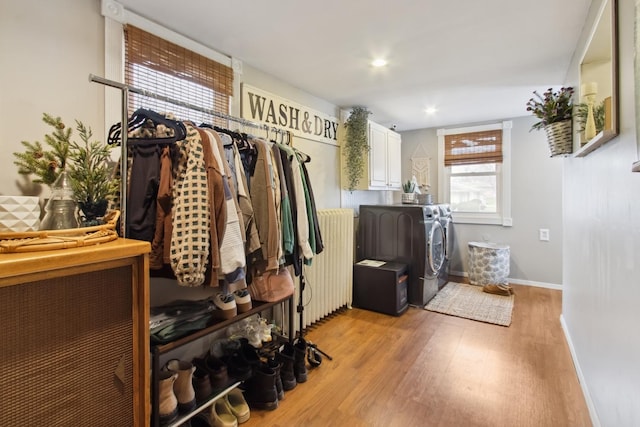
294;208;354;331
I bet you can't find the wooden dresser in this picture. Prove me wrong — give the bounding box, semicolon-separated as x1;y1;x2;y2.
0;238;150;426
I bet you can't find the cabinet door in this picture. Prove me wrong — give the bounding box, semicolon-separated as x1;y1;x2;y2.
369;122;388;188
386;131;402;188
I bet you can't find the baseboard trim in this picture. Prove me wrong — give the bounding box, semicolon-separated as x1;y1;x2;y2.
560;314;600;427
449;270;562;290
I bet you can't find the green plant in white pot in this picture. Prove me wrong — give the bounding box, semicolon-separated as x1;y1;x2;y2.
402;180;416;204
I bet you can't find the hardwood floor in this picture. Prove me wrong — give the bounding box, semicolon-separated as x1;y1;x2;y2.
241;282;592;427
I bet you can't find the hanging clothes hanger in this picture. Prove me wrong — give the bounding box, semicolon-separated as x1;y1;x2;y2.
108;108;187;146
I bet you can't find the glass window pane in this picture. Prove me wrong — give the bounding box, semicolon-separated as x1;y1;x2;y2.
131;64;216;124
450;175;497;212
451;163;496;174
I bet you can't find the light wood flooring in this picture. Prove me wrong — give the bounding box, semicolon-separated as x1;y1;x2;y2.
241;282;592;427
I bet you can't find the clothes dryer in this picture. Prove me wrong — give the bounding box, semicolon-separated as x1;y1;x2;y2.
357;204;445;306
436;204;454;289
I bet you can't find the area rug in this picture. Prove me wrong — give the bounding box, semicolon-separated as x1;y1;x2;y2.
425;282;514;326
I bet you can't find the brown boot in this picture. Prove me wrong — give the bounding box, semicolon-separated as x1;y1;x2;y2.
166;359;196;413
158;371;178;425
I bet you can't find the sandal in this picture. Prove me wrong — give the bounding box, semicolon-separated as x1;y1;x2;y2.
497;284;515;295
482;284;511;296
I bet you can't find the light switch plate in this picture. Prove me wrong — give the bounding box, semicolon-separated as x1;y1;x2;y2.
539;229;550;241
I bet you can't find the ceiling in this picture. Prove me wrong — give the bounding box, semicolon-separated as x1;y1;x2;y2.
116;0;592;131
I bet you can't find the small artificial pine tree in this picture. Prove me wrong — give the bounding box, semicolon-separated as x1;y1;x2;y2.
13;113;71;186
68;121;119;209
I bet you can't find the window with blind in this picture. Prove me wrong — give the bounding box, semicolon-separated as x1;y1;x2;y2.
438;122;512;225
124;25;233;127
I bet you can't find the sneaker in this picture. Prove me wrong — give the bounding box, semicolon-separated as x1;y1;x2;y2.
233;288;252;313
212;293;237;320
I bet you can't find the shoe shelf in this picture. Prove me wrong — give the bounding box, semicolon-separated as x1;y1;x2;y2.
151;294;295;427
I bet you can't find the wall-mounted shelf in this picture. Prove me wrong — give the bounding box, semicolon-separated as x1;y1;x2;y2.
573;129;617;157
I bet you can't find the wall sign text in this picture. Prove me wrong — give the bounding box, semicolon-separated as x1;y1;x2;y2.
241;84;339;146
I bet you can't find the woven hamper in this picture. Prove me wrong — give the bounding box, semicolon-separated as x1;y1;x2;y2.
544;120;573;157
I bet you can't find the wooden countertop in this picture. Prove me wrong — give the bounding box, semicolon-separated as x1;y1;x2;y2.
0;238;150;281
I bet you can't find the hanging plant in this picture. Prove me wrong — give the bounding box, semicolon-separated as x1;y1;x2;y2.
343;106;371;190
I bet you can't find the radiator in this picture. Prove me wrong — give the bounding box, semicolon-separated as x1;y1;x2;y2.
295;208;354;330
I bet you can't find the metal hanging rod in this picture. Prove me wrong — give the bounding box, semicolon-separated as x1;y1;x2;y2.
89;74;293;236
89;74;275;130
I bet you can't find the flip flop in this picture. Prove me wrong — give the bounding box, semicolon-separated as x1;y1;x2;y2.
482;284;511;296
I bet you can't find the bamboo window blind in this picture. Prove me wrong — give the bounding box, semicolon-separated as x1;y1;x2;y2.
124;25;233;126
444;129;503;166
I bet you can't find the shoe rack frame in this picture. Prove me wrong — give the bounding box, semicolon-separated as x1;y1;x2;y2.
151;295;295;427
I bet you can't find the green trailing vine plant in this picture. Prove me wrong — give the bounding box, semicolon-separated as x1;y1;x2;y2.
343;106;371;190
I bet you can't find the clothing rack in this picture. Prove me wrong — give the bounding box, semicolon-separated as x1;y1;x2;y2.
89;74;314;352
88;73;289;236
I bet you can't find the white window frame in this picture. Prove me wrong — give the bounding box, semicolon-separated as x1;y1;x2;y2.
100;0;240;138
437;121;512;226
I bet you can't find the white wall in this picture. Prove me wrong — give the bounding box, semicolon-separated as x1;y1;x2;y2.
0;0;105;198
562;0;640;425
240;65;342;210
400;116;564;286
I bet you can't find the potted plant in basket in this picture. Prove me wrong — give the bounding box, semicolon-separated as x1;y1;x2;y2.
525;87;574;157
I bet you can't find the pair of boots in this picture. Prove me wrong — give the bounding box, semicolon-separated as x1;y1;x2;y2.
158;360;197;425
274;338;309;393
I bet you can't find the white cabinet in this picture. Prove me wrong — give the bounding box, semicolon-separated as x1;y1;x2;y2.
343;120;402;190
386;129;402;188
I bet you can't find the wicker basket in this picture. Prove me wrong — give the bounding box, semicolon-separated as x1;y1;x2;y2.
544;120;573;157
0;210;119;253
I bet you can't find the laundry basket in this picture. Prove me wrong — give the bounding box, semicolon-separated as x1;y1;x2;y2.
467;241;510;286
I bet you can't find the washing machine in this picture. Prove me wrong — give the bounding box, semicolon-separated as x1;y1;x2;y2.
357;204;445;306
436;204;454;289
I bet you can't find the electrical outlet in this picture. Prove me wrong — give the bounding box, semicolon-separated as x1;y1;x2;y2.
539;229;550;241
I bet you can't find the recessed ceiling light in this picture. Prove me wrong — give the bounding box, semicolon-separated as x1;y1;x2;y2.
371;58;388;67
425;107;437;114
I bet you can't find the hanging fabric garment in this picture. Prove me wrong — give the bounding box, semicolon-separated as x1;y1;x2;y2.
271;144;294;257
196;128;224;286
126;143;161;242
150;145;175;270
217;132;262;260
298;151;324;257
206;129;247;292
268;142;284;265
249;138;282;271
277;143;313;262
276;144;302;276
170;122;210;286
